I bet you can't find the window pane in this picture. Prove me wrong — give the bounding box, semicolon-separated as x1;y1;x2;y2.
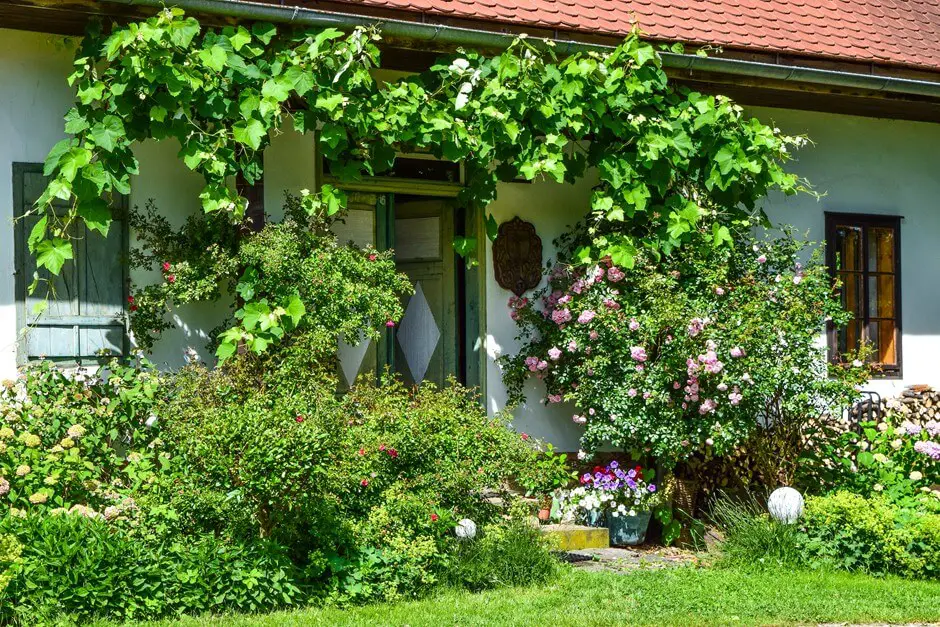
868;227;895;274
834;225;862;271
875;320;897;365
868;274;895;319
838;320;863;355
838;272;863;319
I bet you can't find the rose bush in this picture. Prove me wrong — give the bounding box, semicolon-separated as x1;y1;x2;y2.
504;223;868;471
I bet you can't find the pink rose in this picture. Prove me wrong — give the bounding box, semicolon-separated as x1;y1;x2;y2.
629;318;640;331
577;310;596;324
630;346;647;362
548;347;562;361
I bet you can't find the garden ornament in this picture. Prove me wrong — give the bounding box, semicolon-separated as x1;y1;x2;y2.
455;518;477;540
767;487;804;524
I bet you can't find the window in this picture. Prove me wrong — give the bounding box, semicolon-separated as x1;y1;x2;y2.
13;163;128;364
825;212;901;376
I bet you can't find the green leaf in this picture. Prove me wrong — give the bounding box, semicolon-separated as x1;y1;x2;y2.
43;139;73;176
28;216;48;251
239;90;260;120
58;148;92;182
35;238;74;275
167;18;201;48
77;83;105;105
198;45;228;72
77;198;112;236
857;451;875;467
215;339;237;362
320;184;346;216
89;115;126;152
453;236;477;258
251;22;277;45
485;214;499;242
315;92;344;113
64;108;89;134
232;119;266;151
284;294;305;327
229;26;251;51
712;223;732;247
149;106;167;122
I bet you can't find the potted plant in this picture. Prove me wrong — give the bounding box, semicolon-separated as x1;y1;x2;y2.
558;461;662;545
518;443;576;521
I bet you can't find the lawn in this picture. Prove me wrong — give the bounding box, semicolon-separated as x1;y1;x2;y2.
110;566;940;627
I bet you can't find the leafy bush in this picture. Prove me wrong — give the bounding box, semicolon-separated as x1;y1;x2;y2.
712;492;940;579
504;227;868;472
0;358;168;518
0;513;304;623
0;533;20;596
799;492;940;579
799;416;940;511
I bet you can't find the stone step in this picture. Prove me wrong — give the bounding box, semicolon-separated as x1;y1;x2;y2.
541;524;609;551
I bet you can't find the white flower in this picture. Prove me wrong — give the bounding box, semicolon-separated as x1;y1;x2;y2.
910;471;924;481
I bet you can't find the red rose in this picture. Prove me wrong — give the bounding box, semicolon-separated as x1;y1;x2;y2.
521;433;529;441
358;448;366;456
295;415;304;423
387;448;398;458
368;253;378;261
430;513;439;522
167;275;176;283
379;444;386;452
360;479;369;487
385;320;395;328
127;295;135;304
161;261;171;272
130;305;138;312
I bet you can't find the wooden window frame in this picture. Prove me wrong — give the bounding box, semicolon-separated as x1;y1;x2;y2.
825;212;902;379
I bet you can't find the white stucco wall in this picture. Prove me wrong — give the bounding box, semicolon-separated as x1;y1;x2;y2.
0;30;75;380
753;106;940;400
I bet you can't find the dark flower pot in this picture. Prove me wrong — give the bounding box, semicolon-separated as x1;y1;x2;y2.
608;511;652;546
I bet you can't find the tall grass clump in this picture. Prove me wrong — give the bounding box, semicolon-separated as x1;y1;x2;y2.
709;493;803;567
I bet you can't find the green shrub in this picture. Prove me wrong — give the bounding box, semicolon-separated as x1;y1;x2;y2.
0;358;169;518
0;513;304;623
713;491;940;580
0;533;20;596
799;492;940;579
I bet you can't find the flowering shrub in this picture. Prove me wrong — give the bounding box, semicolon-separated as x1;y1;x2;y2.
559;462;662;522
799;414;940;511
129;190;412;361
0;358;168;519
504;225;868;471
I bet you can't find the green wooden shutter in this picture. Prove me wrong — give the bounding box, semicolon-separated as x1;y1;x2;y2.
13;163;128;364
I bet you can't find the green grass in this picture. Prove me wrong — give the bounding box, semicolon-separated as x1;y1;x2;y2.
107;566;940;627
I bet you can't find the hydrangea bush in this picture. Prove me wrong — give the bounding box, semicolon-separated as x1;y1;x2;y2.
504;223;869;470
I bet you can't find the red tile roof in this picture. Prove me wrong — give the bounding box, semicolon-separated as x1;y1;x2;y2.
333;0;940;73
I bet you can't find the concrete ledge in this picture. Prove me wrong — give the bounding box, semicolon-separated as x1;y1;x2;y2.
541;524;609;551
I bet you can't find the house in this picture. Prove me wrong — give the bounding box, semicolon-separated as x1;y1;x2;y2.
1;0;939;450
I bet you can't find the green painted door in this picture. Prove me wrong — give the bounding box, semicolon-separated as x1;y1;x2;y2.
391;197;456;387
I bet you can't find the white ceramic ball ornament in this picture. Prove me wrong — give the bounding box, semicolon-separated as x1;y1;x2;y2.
455;518;477;540
767;487;804;524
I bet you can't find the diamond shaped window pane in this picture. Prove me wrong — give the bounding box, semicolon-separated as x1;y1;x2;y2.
338;331;371;386
397;282;440;383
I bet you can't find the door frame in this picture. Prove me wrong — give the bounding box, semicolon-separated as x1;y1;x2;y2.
330;177;486;395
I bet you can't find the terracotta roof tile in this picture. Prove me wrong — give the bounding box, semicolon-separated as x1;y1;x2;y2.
332;0;940;72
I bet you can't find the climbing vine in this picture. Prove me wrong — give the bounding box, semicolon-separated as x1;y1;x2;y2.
30;8;807;351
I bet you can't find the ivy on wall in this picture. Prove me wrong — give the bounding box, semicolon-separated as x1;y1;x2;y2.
30;8;805;306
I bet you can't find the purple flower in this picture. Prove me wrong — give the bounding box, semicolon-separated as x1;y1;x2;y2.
914;440;940;460
648;484;657;493
577;310;596;324
901;422;923;436
609;461;619;469
926;420;940;437
548;346;562;361
630;346;648;362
